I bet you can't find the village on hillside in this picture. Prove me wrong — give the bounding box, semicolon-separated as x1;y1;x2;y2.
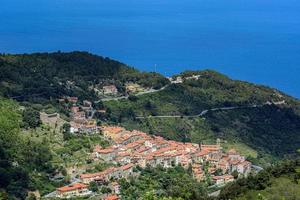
47;96;252;199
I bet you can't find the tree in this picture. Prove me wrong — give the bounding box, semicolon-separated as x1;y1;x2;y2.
62;123;71;140
232;170;239;179
22;108;41;129
88;182;98;192
128;95;138;101
100;186;111;194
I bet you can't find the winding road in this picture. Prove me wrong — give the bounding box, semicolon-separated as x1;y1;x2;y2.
135;104;263;119
99;85;169;102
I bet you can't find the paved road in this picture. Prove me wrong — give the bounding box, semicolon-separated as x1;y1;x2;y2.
252;165;264;172
208;190;221;197
99;85;169;102
136;104;263;119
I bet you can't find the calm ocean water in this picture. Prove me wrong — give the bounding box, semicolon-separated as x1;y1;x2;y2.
1;0;300;97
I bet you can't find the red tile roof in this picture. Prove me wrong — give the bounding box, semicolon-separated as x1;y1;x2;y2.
57;183;87;192
104;195;119;200
121;163;134;171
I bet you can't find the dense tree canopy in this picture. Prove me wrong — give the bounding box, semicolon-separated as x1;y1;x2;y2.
0;51;168;101
120;166;208;200
0;98;54;199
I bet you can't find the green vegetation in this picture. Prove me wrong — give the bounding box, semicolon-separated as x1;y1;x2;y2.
0;98;56;199
1;52;300;199
0;51;168;101
0;97;110;199
22;107;41;129
236;176;300;200
205;105;300;159
1;52;299;163
104;70;300;163
219;159;300;200
120;165;208;200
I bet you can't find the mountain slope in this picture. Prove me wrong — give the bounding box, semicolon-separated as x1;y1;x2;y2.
104;70;300;162
0;51;168;101
0;52;299;163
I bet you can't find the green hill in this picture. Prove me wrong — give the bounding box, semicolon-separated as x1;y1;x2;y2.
219;159;300;200
1;52;300;163
1;52;300;199
104;70;300;163
0;51;168;101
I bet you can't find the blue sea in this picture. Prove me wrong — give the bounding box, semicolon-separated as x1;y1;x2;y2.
1;0;300;98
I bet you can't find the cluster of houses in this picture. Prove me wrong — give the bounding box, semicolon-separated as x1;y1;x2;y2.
54;126;251;199
59;97;100;134
90;84;119;97
168;74;201;84
95;126;251;179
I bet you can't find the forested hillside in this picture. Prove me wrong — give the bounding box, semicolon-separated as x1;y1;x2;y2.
1;52;300;199
219;159;300;200
0;98;54;199
0;51;168;101
104;70;300;163
1;52;299;163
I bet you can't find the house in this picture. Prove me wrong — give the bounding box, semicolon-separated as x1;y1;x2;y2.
116;151;131;164
200;144;222;153
72;111;86;123
192;164;205;181
110;182;120;194
70;122;82;134
79;119;99;134
218;157;230;173
58;98;65;103
103;85;118;95
80;172;102;184
125;83;143;93
185;74;201;80
102;126;125;140
82;124;99;134
56;183;90;198
227;149;244;161
120;163;134;178
192;150;209;163
94;147;117;162
171;76;183;84
212;175;234;186
83;100;92;107
237;161;252;175
80;167;117;184
67;97;78;104
104;195;119;200
71;106;80;113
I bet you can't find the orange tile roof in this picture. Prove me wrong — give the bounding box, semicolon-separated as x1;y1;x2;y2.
201;144;220;152
121;163;134;171
228;149;238;155
80;172;103;179
117;151;130;157
94;144;103;152
104;195;119;200
96;147;116;154
212;175;234;181
239;160;251;167
194;150;209;156
80;167;116;179
229;160;240;165
102;126;124;134
57;183;87;192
